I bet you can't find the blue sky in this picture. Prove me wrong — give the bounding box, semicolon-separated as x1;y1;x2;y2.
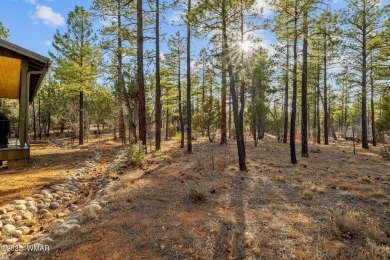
1;0;96;57
0;0;277;59
0;0;353;61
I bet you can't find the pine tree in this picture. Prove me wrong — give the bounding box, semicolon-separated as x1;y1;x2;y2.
50;6;100;145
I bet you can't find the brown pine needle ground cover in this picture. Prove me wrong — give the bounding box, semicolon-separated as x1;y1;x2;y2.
9;137;390;259
0;135;121;203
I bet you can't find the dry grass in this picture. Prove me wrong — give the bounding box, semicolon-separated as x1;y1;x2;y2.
9;137;389;260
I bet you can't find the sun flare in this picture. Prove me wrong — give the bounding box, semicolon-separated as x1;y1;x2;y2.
240;40;252;52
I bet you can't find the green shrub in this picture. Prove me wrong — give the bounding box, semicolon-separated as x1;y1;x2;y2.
125;143;146;165
174;133;182;144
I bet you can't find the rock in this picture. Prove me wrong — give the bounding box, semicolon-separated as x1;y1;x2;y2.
39;237;54;246
36;199;44;205
32;194;44;199
0;208;6;214
4;237;19;244
2;218;15;225
38;209;49;215
22;211;33;220
3;204;15;212
49;202;59;209
36;204;47;210
15;219;35;227
2;212;16;219
27;206;38;213
48;219;64;229
14;215;22;221
43;198;52;203
10;230;23;237
0;220;3;228
63;197;71;202
43;212;53;219
15;204;26;210
41;189;52;196
13;200;27;205
26;201;35;207
25;197;35;201
18;235;34;243
65;219;79;225
17;226;30;234
2;224;16;234
51;223;80;237
69;205;78;211
0;256;10;260
83;204;102;219
57;212;68;218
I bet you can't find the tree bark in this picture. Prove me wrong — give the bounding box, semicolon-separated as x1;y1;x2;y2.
290;9;298;164
220;36;227;145
178;51;184;148
301;8;309;157
370;71;376;146
186;0;192;153
137;0;147;148
323;30;329;145
222;0;246;170
283;29;289;144
79;90;84;145
361;6;368;149
155;0;161;150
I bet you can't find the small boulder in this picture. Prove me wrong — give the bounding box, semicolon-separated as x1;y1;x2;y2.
2;224;16;234
27;206;38;213
17;226;30;234
10;229;23;237
4;237;19;244
49;202;59;210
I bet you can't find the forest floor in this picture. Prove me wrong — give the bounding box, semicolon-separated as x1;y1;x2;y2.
1;135;390;259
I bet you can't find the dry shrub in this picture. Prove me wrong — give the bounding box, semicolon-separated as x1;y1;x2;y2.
328;165;338;173
332;210;363;239
358;176;372;184
303;189;313;199
187;185;209;202
273;175;286;183
379;147;390;161
331;210;388;243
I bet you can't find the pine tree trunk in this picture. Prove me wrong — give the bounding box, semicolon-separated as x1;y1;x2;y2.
220;36;227;145
137;0;147;148
155;0;161;150
370;61;376;146
323;31;329;145
290;11;298;164
283;31;289;144
301;8;309;157
316;62;321;144
117;5;126;145
165;108;169;141
178;53;184;148
361;15;369;149
222;0;246;171
186;0;192;154
79;90;84;145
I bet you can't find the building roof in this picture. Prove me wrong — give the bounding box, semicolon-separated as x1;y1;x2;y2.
0;39;51;101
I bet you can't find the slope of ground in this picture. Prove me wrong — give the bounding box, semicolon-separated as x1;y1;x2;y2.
29;137;389;260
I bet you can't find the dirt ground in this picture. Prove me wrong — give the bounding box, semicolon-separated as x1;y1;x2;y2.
15;135;386;260
0;135;120;203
